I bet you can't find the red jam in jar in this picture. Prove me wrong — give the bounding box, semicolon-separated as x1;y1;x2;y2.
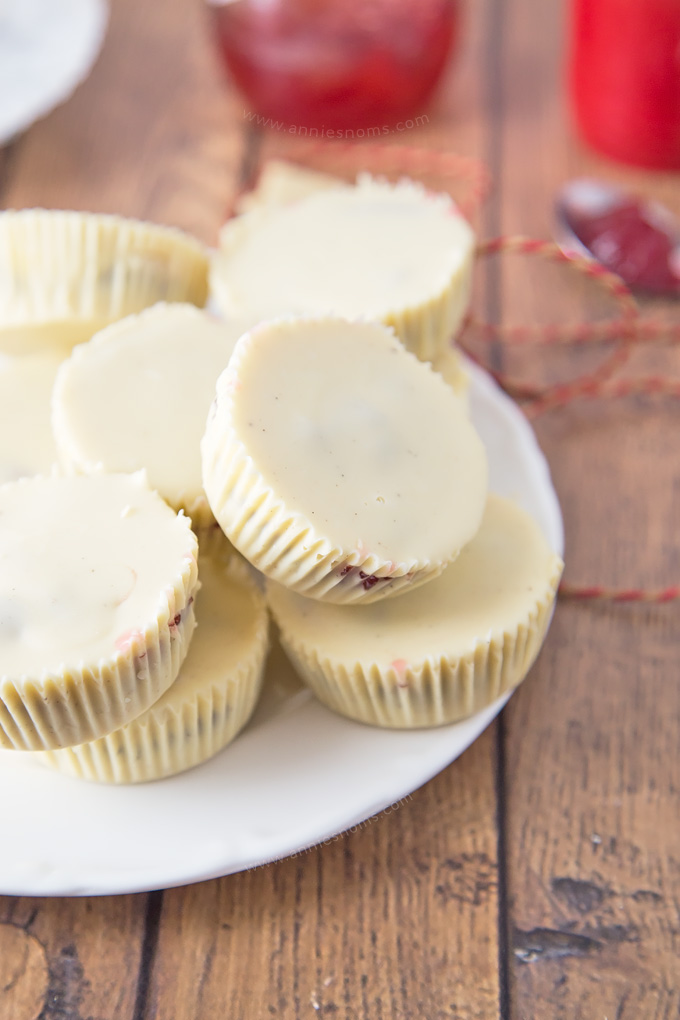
208;0;458;132
565;196;680;295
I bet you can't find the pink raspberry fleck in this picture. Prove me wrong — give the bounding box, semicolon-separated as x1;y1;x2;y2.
115;628;145;653
391;659;410;688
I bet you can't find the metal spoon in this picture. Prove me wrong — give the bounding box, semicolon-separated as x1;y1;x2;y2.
555;177;680;297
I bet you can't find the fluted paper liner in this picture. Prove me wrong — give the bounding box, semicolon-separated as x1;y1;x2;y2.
234;159;347;215
0;477;200;751
267;496;564;728
41;558;269;782
210;205;279;318
0;209;209;331
202;318;486;605
211;176;474;362
202;429;444;604
431;346;471;413
274;587;557;728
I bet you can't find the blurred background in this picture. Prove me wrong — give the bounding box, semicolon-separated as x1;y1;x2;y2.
1;0;677;241
2;0;678;433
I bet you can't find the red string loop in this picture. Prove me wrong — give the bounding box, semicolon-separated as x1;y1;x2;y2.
464;237;640;415
465;236;677;604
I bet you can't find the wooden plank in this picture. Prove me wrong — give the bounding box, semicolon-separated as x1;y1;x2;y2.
146;3;506;1019
0;896;149;1020
496;1;680;1016
148;730;501;1020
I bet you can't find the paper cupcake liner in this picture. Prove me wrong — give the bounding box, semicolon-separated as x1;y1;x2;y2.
210;207;271;320
41;561;269;782
211;177;474;363
233;159;347;215
272;575;560;729
431;346;471;413
0;529;199;752
384;251;473;363
0;209;209;328
195;520;238;562
202;327;452;605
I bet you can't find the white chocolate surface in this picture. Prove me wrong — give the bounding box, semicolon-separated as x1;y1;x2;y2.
216;177;474;320
0;353;62;484
220;317;487;564
235;160;346;214
0;473;196;678
268;494;563;665
53;304;253;512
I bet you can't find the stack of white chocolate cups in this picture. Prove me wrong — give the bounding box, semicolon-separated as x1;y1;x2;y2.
0;211;269;783
0;170;562;789
204;169;563;730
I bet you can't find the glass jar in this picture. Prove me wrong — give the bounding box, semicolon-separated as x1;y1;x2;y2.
569;0;680;170
208;0;459;132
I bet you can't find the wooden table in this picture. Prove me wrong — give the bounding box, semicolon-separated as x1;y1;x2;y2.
2;1;679;1017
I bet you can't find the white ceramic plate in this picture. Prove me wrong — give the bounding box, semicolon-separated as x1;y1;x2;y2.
0;0;108;146
0;361;563;896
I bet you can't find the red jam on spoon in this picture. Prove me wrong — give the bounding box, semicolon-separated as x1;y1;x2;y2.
558;179;680;296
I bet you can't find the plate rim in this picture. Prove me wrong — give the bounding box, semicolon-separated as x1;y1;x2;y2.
0;358;563;896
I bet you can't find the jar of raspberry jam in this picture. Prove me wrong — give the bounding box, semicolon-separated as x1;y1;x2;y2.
569;0;680;170
207;0;459;132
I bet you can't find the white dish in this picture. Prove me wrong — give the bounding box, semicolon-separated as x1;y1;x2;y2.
0;361;563;896
0;0;108;146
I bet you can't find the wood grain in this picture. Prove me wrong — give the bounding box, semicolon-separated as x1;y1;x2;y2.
148;731;501;1020
495;1;680;1016
0;897;147;1020
0;923;48;1020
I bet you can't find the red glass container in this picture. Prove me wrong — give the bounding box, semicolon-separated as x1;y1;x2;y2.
208;0;459;132
569;0;680;170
